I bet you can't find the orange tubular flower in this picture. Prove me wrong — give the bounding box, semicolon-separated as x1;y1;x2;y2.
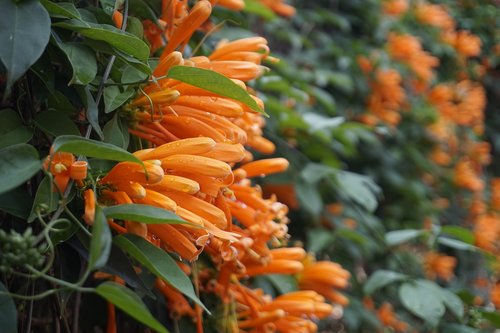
97;138;241;261
491;283;500;309
257;0;296;17
414;3;455;31
454;31;482;58
44;149;88;193
387;33;439;84
162;0;212;55
229;284;329;333
454;158;484;192
298;260;351;306
423;252;457;281
83;189;96;226
377;302;409;332
365;68;406;127
382;0;409;16
237;158;289;178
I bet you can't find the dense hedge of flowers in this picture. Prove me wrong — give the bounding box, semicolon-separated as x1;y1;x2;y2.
1;0;500;332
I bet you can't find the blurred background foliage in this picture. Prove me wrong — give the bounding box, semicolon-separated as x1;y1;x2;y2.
2;0;500;332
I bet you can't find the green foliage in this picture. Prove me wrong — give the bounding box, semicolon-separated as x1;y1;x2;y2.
114;234;207;311
166;66;265;114
96;282;169;333
103;204;188;224
0;281;17;333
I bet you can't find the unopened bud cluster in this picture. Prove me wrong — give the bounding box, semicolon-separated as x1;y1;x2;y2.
0;229;46;274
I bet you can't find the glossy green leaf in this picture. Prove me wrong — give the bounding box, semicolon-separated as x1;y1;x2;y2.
126;16;144;39
438;237;478;252
34;110;80;137
0;186;33;219
96;282;168;333
104;86;135;113
440;226;475;244
28;176;59;223
364;270;407;295
52;135;142;164
385;229;425;246
83;87;104;140
114;234;208;312
0;0;51;90
88;206;112;270
103;113;130;149
399;280;445;326
0;109;33;149
0;281;17;333
0;144;41;195
166;66;265;115
58;42;97;85
103;204;187;225
53;19;149;62
40;0;81;20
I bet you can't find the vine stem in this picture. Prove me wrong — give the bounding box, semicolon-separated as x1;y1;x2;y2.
47;0;130;225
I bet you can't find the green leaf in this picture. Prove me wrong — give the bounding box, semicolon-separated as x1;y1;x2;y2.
440;226;475;244
399;280;445;326
334;170;380;212
52;135;143;164
34;110;80;137
0;0;51;90
0;144;41;195
440;324;478;333
306;229;335;253
0;281;17;333
103;204;188;225
28;176;59;222
58;42;97;85
0;186;33;219
53;19;149;62
295;179;323;215
96;282;168;333
438;237;478;252
103;113;130;149
243;0;276;20
114;234;208;312
265;274;298;294
0;109;33;149
166;66;265;115
385;229;425;246
40;0;82;20
83;86;104;140
364;270;407;295
88;206;112;270
440;289;464;319
126;16;144;39
104;86;135;113
480;310;500;328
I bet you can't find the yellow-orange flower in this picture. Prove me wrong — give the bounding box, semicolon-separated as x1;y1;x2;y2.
423;251;457;281
382;0;409;16
43;149;88;193
298;260;351;306
377;302;409;332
